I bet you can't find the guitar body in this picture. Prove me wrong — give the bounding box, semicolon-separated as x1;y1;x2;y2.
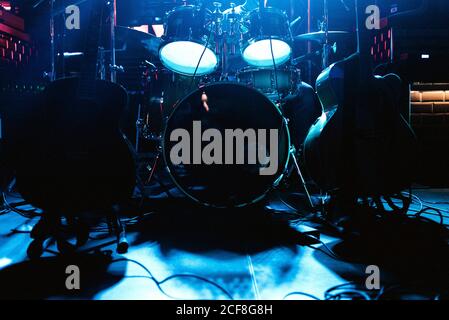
304;53;417;196
16;77;135;213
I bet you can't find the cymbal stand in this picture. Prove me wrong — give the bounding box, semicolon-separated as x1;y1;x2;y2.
109;0;119;83
106;0;128;248
321;0;330;69
49;0;56;81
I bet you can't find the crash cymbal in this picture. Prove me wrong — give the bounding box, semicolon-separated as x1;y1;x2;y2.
294;31;349;43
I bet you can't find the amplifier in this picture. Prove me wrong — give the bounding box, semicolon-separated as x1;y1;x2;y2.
371;0;449;82
0;8;34;68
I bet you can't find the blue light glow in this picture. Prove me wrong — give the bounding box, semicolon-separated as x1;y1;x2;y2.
160;41;218;76
243;39;292;68
0;258;12;270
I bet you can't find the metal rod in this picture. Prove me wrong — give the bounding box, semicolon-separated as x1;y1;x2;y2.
307;0;312;83
291;149;314;209
322;0;330;69
49;0;55;81
110;0;117;83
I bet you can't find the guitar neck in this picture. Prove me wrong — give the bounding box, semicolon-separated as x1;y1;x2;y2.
355;0;375;79
78;0;106;98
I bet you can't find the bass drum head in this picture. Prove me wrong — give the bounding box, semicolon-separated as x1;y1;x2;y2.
163;83;290;208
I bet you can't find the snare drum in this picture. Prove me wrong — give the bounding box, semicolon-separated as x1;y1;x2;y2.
237;67;300;96
241;8;293;68
159;5;219;76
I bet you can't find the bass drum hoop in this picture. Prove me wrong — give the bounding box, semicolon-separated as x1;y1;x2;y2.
162;82;292;208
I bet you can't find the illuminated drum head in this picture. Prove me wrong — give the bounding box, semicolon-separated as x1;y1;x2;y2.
160;41;218;76
243;39;291;67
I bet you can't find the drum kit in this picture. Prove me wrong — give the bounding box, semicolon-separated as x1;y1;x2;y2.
130;1;310;208
50;0;349;209
157;3;295;78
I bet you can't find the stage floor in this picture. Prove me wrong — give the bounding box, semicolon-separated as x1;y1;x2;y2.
0;188;448;300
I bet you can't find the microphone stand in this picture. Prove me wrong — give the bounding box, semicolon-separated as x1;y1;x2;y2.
50;0;56;81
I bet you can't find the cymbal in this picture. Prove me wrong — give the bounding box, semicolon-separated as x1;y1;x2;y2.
115;26;162;56
115;26;158;42
294;31;349;43
222;4;245;15
203;0;246;10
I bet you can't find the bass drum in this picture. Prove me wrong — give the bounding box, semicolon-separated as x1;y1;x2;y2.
163;83;291;208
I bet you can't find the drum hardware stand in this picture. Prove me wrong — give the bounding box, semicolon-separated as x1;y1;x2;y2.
135;104;144;152
288;145;314;210
98;47;106;80
49;0;56;81
110;64;125;75
35;0;56;81
122;116;174;204
104;0;129;250
121;132;151;203
116;58;173;202
135;69;174;199
109;0;118;83
212;2;225;75
278;114;315;211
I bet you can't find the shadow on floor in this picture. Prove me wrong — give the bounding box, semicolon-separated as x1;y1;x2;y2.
316;213;449;296
129;197;311;256
0;252;125;300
